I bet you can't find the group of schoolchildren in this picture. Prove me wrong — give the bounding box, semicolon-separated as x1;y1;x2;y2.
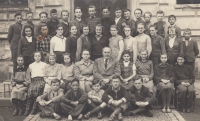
7;4;199;121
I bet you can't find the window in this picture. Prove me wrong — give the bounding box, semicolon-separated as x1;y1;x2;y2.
0;0;28;7
177;0;200;4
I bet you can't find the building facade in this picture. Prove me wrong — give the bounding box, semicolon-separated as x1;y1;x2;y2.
0;0;199;80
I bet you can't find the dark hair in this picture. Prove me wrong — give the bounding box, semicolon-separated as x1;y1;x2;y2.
71;78;79;84
88;5;96;10
16;55;24;64
61;10;69;16
22;25;34;37
121;50;131;61
70;24;77;30
51;78;60;85
115;7;122;11
81;49;91;56
33;51;43;59
112;75;120;80
134;8;143;14
134;75;142;82
157;10;164;15
62;53;72;65
168;14;176;21
92;79;101;85
56;24;64;30
39;12;48;18
26;12;33;15
14;13;22;18
144;12;152;18
102;6;110;11
80;25;89;34
74;7;82;12
184;28;191;34
124;9;131;13
50;9;57;14
123;25;132;36
149;25;158;30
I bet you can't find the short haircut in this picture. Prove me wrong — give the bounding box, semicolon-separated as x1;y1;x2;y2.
102;47;111;52
160;53;168;58
14;13;22;18
157;10;164;15
46;53;56;64
137;22;145;27
110;25;118;31
22;25;34;37
74;7;82;12
71;78;79;84
88;5;96;10
33;51;43;61
50;9;57;14
168;15;176;20
39;12;48;18
61;10;69;16
115;7;122;11
123;25;131;31
149;25;158;30
112;75;120;80
124;9;131;13
144;11;152;18
70;24;77;30
26;12;33;15
134;8;143;14
16;55;24;61
96;24;103;29
184;28;191;34
92;79;101;85
51;78;60;84
102;6;110;11
138;49;149;61
134;75;142;82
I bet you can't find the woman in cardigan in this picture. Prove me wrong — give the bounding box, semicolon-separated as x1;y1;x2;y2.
18;25;36;68
76;25;91;61
174;55;195;113
135;49;154;95
154;53;174;113
74;49;94;93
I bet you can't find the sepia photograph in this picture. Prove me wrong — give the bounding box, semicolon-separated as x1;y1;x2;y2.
0;0;200;121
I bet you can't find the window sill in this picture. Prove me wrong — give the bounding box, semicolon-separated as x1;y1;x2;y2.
175;4;200;9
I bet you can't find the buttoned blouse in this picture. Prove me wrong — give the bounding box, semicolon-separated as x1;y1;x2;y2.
60;63;74;80
44;63;61;80
51;36;66;52
74;59;94;81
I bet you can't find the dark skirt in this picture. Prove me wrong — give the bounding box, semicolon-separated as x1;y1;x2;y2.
156;82;174;96
54;51;65;64
27;77;45;98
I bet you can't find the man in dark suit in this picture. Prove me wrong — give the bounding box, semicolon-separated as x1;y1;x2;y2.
114;8;125;36
93;47;121;90
183;28;199;71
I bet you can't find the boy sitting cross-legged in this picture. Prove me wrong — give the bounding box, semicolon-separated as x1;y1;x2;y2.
36;79;64;120
60;78;88;120
84;79;107;119
102;76;129;121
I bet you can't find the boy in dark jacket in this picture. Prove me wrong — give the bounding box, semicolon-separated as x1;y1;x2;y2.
129;76;156;117
60;78;87;120
102;76;129;121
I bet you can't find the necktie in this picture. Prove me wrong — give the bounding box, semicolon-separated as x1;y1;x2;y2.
105;59;108;69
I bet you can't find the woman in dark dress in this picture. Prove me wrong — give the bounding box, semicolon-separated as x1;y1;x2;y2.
154;53;174;113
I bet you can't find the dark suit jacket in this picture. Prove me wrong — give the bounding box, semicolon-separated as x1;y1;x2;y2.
165;37;183;65
115;18;125;36
183;39;199;62
93;57;121;80
7;23;22;49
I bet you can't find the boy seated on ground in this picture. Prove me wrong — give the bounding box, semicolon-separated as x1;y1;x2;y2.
84;79;107;119
129;75;156;117
36;79;64;120
102;76;129;121
60;78;88;120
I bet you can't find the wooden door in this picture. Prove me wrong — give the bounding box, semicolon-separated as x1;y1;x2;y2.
74;0;127;20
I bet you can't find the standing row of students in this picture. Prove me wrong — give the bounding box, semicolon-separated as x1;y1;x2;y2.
7;5;199;121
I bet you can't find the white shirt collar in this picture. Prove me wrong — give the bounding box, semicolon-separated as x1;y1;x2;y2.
26;36;32;42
